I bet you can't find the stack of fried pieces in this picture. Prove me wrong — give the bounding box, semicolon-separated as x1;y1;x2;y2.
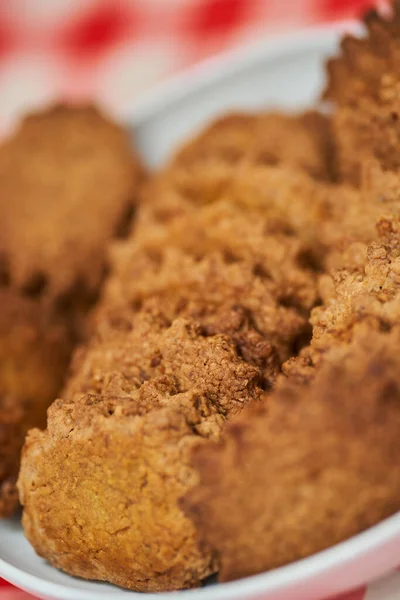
6;2;400;593
0;106;144;517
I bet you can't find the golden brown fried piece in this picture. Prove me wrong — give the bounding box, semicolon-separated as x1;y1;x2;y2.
324;3;400;183
19;312;263;592
183;331;400;582
139;160;332;234
138;108;336;233
20;108;334;585
104;200;320;384
138;160;327;235
284;215;400;382
0;104;143;516
0;104;142;299
0;294;71;516
171;110;334;180
17;107;342;590
131;141;400;389
19;84;400;591
139;155;400;274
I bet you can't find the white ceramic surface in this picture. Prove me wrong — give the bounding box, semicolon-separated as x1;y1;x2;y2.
2;21;400;600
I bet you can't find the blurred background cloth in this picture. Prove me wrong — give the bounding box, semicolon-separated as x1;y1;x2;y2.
0;0;372;134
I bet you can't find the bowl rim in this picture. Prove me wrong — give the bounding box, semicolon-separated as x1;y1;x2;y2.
2;510;400;599
123;18;360;126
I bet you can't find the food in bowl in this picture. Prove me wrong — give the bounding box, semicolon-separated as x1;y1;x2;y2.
0;105;144;518
11;0;400;593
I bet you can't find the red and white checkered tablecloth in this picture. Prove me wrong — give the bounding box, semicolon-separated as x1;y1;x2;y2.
1;1;395;599
0;579;37;600
0;0;372;134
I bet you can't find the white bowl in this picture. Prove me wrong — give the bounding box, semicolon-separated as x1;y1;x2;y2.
2;21;400;600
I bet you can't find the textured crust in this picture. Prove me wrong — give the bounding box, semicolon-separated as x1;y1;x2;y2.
170;110;334;180
183;331;400;582
102;200;321;385
284;215;400;382
324;3;400;183
19;77;400;592
0;291;72;517
0;104;143;299
139;155;400;277
137;109;337;236
138;159;334;235
17;109;340;590
19;314;262;591
0;104;143;516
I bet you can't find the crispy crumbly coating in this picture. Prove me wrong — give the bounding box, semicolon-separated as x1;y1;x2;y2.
137;107;338;236
324;4;400;183
0;291;72;517
103;201;320;384
138;160;326;236
17;109;341;589
284;216;400;382
139;155;400;274
140;121;344;236
0;104;143;299
138;160;333;236
0;104;143;516
19;78;400;594
19;313;262;592
183;331;400;582
121;129;400;388
170;111;334;180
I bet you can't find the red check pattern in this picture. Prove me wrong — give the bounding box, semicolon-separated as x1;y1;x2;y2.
0;0;395;599
0;0;374;134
